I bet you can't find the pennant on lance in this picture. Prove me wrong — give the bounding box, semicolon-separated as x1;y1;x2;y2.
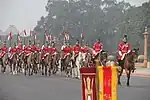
8;32;12;40
17;32;21;41
24;30;27;36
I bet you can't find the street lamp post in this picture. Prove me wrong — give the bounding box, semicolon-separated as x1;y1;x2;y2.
143;27;149;68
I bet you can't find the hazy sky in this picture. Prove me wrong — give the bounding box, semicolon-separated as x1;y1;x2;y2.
0;0;149;31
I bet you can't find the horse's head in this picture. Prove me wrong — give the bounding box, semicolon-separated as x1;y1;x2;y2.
127;48;139;60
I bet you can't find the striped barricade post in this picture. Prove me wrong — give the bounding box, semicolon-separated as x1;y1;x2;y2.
80;67;97;100
97;66;118;100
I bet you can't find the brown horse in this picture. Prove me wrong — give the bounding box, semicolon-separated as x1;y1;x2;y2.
41;53;52;76
118;48;139;86
83;52;92;67
8;53;18;75
24;53;34;76
31;51;39;75
0;53;8;73
90;49;108;66
61;52;73;77
50;53;59;75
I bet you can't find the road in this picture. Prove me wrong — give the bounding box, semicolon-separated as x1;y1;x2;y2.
0;74;150;100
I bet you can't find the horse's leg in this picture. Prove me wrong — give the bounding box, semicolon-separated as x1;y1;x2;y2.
45;64;47;76
118;67;123;85
41;62;44;75
126;69;131;86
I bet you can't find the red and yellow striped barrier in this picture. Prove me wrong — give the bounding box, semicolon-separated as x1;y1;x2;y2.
97;66;118;100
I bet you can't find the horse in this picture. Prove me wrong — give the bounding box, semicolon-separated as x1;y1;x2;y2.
118;48;139;86
17;52;25;73
72;52;84;79
24;52;34;76
80;50;92;68
61;52;73;77
88;48;108;66
31;51;40;75
41;52;52;76
50;53;59;75
0;53;8;73
8;53;18;75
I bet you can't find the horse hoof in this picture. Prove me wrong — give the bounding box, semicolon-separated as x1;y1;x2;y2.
127;83;130;87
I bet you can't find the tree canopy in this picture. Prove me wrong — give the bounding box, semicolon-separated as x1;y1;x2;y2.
34;0;150;53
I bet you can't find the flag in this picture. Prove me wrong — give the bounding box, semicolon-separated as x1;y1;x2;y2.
8;32;12;40
34;33;37;40
64;33;69;41
17;32;21;41
24;30;27;36
30;30;33;37
53;36;56;42
45;32;48;42
49;34;52;41
81;33;84;39
81;29;85;39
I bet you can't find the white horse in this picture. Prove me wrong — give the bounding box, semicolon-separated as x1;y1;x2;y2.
72;52;83;79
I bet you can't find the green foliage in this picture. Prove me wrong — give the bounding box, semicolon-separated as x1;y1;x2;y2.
34;0;150;52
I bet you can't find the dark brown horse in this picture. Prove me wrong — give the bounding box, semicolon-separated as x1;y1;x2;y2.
41;53;52;76
8;53;18;75
61;52;73;77
90;49;108;66
24;53;34;76
50;53;59;75
17;52;25;73
118;48;139;86
0;53;8;73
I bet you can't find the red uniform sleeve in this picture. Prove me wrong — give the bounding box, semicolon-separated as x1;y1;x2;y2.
93;43;96;49
100;43;103;50
118;43;122;51
127;44;131;51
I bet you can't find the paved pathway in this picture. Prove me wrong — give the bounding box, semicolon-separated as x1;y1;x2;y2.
0;74;150;100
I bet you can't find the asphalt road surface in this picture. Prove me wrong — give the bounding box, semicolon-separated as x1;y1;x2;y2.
0;74;150;100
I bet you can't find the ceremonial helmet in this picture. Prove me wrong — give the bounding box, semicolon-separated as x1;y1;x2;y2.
51;41;55;47
96;38;100;42
76;39;79;45
14;42;16;47
122;34;128;42
3;41;6;46
29;40;31;45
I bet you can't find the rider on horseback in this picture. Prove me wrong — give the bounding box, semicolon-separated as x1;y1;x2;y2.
61;41;71;60
51;41;58;56
93;39;103;58
9;42;18;59
24;40;32;57
118;35;132;68
0;41;8;59
73;40;81;60
17;41;24;56
41;42;51;60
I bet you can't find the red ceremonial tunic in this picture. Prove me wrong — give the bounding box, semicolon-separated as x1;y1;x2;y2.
73;45;81;55
81;47;89;53
9;48;18;59
17;45;24;53
118;42;131;60
93;42;103;53
0;47;8;58
36;47;41;52
62;47;71;58
24;46;32;56
31;45;38;52
51;47;57;55
41;47;51;59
